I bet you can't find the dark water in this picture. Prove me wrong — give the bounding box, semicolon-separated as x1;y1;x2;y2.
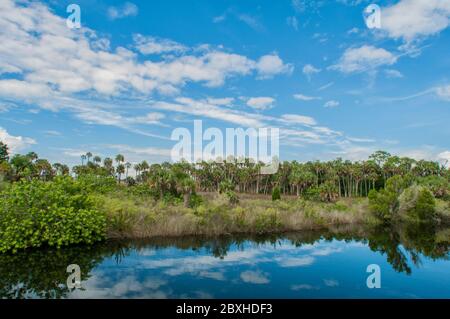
1;223;449;299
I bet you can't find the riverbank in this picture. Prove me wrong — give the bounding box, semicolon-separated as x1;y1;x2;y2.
97;192;379;239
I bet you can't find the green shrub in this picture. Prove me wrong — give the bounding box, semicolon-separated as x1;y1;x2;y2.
0;176;106;253
368;175;413;221
418;176;449;200
303;186;321;201
318;181;339;203
225;190;239;205
189;192;203;208
272;186;281;201
255;208;280;232
77;174;117;194
399;185;436;221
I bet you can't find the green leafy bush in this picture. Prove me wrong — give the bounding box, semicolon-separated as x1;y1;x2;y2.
255;208;280;232
272;186;281;201
399;185;436;221
368;175;412;221
418;176;449;200
0;176;106;253
77;174;117;194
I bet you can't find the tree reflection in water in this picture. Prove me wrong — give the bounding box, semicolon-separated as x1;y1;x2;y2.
0;222;448;298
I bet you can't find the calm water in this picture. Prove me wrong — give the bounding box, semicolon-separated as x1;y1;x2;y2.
1;223;449;299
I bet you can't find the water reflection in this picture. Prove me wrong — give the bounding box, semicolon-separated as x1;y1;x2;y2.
1;223;449;299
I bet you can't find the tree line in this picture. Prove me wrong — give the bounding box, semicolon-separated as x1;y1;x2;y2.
1;141;449;203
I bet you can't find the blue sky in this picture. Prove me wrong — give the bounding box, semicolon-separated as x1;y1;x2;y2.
0;0;449;167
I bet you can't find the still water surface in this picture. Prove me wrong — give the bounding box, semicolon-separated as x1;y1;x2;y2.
1;223;449;298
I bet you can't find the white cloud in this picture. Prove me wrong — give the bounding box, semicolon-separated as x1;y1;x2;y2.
381;0;450;42
246;97;275;110
0;0;293;137
384;69;404;78
0;127;36;153
293;93;321;101
153;98;265;127
302;64;321;80
324;100;339;108
330;45;397;73
133;34;187;55
280;114;317;126
435;85;450;101
206;97;235;106
256;54;293;79
240;270;270;284
107;2;139;20
277;256;315;267
438;151;450;166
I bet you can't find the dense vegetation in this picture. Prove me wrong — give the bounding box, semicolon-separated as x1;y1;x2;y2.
0;140;449;253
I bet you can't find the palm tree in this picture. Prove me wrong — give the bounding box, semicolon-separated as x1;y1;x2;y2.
115;154;124;165
81;154;86;166
86;152;93;163
125;162;131;178
93;156;102;165
116;164;125;182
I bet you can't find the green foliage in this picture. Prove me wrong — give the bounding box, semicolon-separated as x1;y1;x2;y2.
303;186;321;201
368;188;397;220
418;176;449;200
0;176;106;253
0;141;9;163
77;174;117;194
189;192;203;208
225;190;239;205
272;186;281;201
318;181;339;203
255;208;281;233
399;185;436;221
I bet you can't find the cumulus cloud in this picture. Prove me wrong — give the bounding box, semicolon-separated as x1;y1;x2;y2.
133;34;187;55
380;0;450;42
246;97;275;110
330;45;397;74
107;2;139;20
0;0;293;137
0;127;36;153
256;54;293;79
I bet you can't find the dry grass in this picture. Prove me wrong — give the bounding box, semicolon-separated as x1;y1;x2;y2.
97;191;373;239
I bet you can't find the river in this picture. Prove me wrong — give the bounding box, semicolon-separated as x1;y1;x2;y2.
1;223;449;298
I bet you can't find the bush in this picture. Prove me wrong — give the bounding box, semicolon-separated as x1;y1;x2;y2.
399;185;436;221
303;186;321;201
418;176;449;200
255;208;280;232
318;181;339;203
77;174;117;194
368;175;413;221
272;186;281;201
225;190;239;205
0;176;106;253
